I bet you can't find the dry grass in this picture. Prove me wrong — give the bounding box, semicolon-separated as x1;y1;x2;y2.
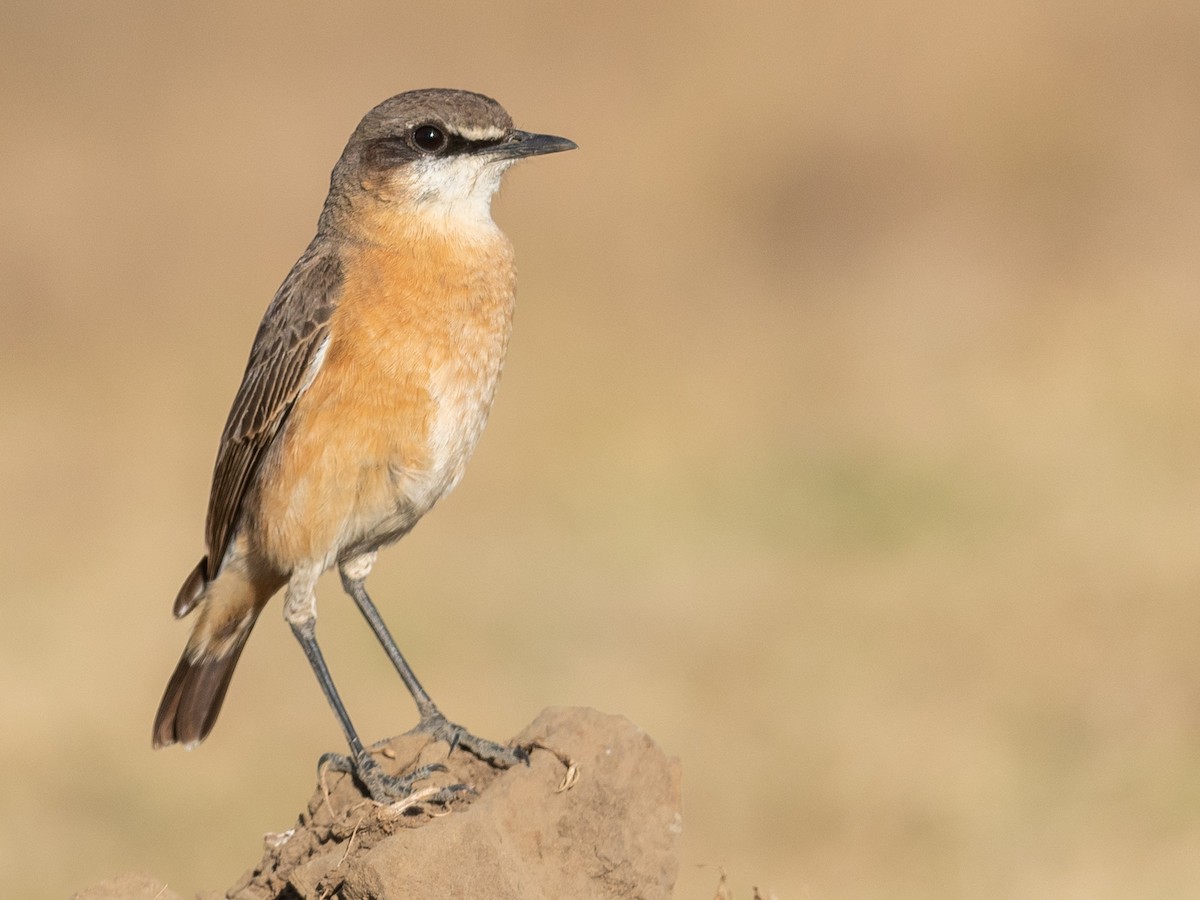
4;1;1200;897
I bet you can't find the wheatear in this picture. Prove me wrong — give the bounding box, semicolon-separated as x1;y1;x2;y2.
152;89;575;802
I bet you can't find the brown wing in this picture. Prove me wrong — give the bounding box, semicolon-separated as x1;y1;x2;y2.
203;241;343;578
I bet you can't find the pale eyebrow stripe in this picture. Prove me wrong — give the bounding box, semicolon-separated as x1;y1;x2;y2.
455;124;506;141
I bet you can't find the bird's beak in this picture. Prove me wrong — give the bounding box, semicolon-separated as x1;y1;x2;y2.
486;130;578;160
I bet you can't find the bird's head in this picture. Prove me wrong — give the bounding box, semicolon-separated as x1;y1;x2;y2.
324;88;576;240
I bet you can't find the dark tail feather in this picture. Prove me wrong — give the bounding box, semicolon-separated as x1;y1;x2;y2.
152;637;251;749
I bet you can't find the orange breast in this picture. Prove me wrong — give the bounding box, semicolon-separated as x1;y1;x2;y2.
253;233;516;568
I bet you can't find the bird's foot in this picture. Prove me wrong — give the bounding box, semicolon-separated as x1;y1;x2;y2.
413;709;530;769
319;750;469;805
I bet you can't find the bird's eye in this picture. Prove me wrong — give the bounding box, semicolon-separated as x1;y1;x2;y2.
412;124;447;153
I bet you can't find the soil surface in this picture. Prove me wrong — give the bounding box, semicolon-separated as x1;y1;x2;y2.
73;707;682;900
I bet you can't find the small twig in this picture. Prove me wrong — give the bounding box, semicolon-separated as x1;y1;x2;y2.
377;785;444;819
318;758;335;821
337;813;368;867
528;740;580;792
696;863;733;900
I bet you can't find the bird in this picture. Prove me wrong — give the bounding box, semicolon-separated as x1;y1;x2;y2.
152;88;576;802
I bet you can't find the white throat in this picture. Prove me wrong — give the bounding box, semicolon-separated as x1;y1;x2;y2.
407;154;513;235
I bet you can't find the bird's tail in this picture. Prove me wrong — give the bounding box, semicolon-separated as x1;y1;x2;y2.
152;561;267;749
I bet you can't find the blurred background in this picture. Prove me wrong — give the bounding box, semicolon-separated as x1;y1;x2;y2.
3;1;1200;897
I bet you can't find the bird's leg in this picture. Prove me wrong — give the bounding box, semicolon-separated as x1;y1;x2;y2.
283;565;459;803
339;553;529;769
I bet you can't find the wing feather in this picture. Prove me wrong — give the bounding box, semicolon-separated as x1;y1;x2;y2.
203;242;343;575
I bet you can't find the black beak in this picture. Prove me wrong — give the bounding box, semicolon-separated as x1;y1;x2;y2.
486;129;577;160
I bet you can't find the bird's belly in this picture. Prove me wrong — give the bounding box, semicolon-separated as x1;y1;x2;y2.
341;384;496;557
254;349;502;569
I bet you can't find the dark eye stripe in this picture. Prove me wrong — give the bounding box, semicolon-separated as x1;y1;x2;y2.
441;133;504;155
362;132;507;168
